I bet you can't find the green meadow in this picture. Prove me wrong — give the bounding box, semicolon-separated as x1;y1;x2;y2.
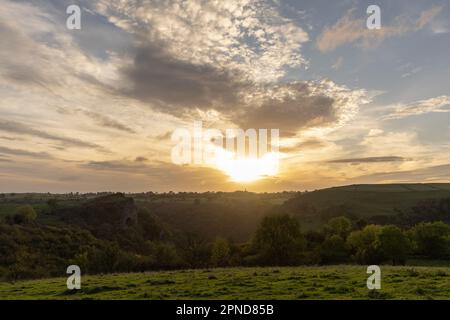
1;265;450;300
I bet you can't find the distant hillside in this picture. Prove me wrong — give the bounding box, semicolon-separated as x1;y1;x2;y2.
1;184;450;239
1;186;450;281
280;183;450;229
136;192;294;242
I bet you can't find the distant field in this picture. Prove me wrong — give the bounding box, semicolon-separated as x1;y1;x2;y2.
1;265;450;300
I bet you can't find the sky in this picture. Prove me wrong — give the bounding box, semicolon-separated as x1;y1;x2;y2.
0;0;449;193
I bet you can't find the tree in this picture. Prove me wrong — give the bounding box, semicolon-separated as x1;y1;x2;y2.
411;221;450;258
252;214;305;266
319;235;349;264
347;225;385;264
210;237;231;267
177;233;211;268
323;216;352;239
13;205;37;224
378;225;411;265
46;198;58;212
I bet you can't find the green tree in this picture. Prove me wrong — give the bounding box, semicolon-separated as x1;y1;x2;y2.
13;205;37;224
253;214;305;266
324;216;352;239
177;233;211;268
319;235;349;264
151;242;182;269
378;225;411;265
210;237;231;267
347;225;385;264
411;221;450;258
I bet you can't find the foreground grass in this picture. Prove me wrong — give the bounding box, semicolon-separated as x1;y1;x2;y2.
1;265;450;300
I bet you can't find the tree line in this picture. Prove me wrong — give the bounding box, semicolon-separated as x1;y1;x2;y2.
1;204;450;281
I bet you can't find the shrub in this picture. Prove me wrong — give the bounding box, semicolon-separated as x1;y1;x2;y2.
12;205;37;224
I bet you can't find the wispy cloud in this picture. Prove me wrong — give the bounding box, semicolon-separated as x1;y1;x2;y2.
332;56;344;70
416;5;444;30
79;109;136;134
385;95;450;120
0;146;53;159
327;156;407;164
316;5;444;52
0;120;106;150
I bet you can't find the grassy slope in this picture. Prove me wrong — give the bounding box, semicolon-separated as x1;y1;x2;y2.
1;265;450;300
281;183;450;229
302;183;450;216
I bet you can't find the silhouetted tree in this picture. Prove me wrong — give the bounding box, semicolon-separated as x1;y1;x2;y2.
378;225;411;265
411;221;450;258
252;214;305;266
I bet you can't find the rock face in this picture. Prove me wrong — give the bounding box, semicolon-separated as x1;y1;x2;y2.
59;193;138;229
120;197;138;228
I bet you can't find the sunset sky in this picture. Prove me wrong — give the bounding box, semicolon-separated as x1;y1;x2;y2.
0;0;449;192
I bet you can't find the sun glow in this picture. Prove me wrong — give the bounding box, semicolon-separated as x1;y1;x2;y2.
215;149;279;182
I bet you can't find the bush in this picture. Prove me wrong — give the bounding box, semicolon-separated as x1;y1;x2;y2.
12;205;37;224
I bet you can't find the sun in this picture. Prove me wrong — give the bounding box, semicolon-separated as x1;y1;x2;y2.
214;149;279;182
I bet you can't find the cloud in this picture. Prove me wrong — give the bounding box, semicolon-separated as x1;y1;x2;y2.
327;156;406;164
99;0;316;127
385;95;450;120
81;160;148;172
57;175;80;182
154;131;173;141
80;159;229;186
401;66;422;78
96;1;369;137
368;129;384;137
0;136;24;141
134;156;148;162
349;164;450;184
416;5;444;30
280;138;326;153
80;110;136;134
0;19;56;89
430;19;450;34
0;155;11;162
97;0;309;83
316;6;443;52
118;42;368;137
0;146;52;159
332;56;343;70
234;80;368;136
120;43;246;113
0;120;105;150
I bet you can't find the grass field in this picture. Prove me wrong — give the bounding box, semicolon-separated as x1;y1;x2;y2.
1;265;450;300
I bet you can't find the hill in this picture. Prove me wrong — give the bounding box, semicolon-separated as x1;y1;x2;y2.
1;184;450;283
280;183;450;229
